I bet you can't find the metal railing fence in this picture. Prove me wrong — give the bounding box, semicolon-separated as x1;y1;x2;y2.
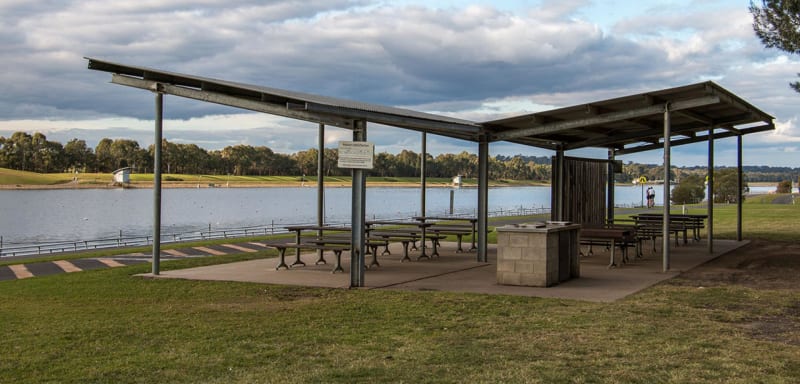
1;205;551;258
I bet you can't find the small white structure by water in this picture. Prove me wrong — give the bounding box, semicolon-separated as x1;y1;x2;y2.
112;167;131;184
452;175;463;188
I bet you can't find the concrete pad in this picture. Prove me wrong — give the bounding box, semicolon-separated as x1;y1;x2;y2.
145;240;748;302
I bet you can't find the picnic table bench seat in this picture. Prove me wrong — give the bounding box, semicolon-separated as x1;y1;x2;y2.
580;226;638;267
306;236;388;268
367;230;447;261
635;213;706;241
262;242;350;272
631;215;692;248
425;225;474;253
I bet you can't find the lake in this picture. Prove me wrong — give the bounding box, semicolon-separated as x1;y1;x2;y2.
0;184;772;246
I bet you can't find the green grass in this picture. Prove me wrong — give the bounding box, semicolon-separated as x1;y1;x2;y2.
1;203;799;382
0;168;74;185
0;167;544;187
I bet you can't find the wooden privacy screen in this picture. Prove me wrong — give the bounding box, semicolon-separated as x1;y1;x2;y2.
551;156;608;225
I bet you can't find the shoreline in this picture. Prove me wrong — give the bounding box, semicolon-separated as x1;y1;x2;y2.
0;181;548;190
0;180;780;191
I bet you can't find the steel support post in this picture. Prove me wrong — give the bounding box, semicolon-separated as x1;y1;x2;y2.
317;123;325;261
737;135;743;241
662;105;671;272
420;132;427;217
477;140;489;262
607;149;615;224
350;120;367;287
152;92;163;275
555;148;565;221
707;128;714;253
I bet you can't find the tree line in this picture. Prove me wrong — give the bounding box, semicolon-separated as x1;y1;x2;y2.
1;131;797;183
0;131;552;180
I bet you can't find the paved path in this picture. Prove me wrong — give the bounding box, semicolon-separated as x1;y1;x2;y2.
0;242;270;281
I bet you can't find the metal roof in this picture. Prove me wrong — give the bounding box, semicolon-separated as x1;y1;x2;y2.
86;58;774;152
85;58;483;141
482;82;774;153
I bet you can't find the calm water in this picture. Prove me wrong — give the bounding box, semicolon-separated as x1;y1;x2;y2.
0;184;769;245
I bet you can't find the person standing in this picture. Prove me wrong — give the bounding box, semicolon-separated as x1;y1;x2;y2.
646;186;655;208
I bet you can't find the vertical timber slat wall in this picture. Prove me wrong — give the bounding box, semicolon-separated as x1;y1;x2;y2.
551;157;608;225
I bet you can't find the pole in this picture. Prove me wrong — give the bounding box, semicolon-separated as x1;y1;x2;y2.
152;91;163;275
477;140;489;262
555;148;565;221
349;120;367;287
707;127;714;253
317;123;325;261
420;132;427;217
662;104;671;272
737;135;743;241
607;149;615;223
449;189;455;215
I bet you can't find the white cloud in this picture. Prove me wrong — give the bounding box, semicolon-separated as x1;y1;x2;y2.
0;0;797;167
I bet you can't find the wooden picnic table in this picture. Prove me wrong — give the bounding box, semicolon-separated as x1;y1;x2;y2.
413;216;478;251
634;213;707;241
284;225;351;267
366;220;435;260
631;214;702;245
304;236;387;271
580;227;634;268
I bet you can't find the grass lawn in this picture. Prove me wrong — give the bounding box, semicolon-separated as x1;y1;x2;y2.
0;167;545;188
1;200;798;382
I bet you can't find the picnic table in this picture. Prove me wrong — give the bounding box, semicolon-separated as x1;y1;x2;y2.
631;214;706;246
634;213;707;242
283;225;351;268
580;226;635;268
366;220;436;260
413;216;478;251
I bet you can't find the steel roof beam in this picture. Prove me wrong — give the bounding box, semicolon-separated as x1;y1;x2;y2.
302;102;482;140
616;124;774;155
112;74;357;129
489;95;721;142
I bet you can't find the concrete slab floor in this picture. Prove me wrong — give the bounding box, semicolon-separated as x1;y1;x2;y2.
143;239;749;302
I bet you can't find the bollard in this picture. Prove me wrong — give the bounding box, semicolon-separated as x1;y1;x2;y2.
449;189;455;214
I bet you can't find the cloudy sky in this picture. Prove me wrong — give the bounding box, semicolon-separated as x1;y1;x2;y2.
1;0;798;167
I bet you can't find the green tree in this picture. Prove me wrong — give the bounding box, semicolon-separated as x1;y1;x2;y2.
63;139;95;172
750;0;800;92
671;174;706;204
94;138;114;172
110;139;146;171
713;168;749;203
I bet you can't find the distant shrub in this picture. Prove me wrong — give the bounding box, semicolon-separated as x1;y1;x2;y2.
164;176;183;182
777;180;792;193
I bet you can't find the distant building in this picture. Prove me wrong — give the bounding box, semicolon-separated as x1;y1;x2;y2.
452;175;463;188
112;167;131;184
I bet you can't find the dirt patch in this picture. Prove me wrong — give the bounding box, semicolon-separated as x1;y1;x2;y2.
672;239;800;345
673;239;800;290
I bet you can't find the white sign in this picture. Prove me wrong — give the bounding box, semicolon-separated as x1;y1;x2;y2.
337;141;374;169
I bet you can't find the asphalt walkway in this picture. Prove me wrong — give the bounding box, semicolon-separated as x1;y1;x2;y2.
0;242;266;281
